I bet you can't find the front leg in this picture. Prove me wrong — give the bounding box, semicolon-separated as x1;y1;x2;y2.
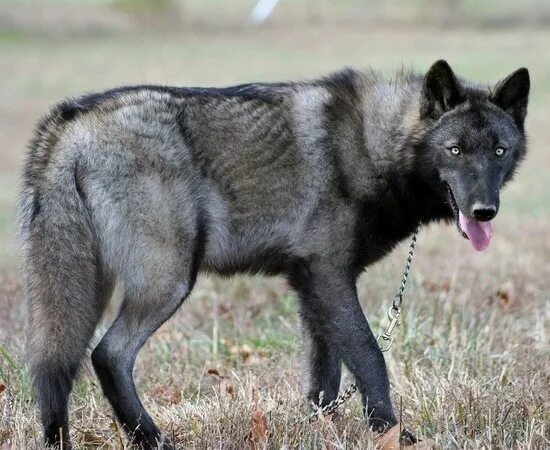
300;321;342;408
290;263;397;431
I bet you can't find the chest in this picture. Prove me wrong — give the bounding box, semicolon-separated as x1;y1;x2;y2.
351;194;421;270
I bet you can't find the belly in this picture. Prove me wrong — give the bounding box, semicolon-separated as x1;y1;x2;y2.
201;218;305;276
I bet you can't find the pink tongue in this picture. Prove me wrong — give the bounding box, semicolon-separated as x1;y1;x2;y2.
459;211;493;251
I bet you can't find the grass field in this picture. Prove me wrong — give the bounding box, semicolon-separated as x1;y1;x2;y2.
0;16;549;449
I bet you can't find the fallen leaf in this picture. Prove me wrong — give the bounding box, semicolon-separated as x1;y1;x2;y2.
220;378;235;398
150;384;182;405
230;344;253;360
207;368;220;377
423;278;451;293
229;344;270;364
494;280;516;310
247;405;268;449
0;384;6;394
0;428;11;446
217;303;231;316
206;368;235;397
76;428;106;446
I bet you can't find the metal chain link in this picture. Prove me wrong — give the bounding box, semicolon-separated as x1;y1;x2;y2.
392;227;419;310
304;383;358;422
376;226;419;351
305;227;419;423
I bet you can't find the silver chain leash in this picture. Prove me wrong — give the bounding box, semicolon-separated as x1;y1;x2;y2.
305;383;358;423
376;226;418;352
305;227;419;423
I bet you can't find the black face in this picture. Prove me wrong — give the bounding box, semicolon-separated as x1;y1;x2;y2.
430;106;525;222
418;60;530;249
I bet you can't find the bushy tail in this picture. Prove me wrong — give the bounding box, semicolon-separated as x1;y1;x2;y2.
19;143;103;447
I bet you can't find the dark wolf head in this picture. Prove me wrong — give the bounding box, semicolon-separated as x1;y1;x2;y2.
416;60;530;251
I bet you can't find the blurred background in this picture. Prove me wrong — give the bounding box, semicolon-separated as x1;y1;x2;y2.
0;0;549;265
0;1;548;448
0;0;550;266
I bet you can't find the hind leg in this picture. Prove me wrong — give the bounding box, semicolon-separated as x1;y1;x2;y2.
92;285;188;449
87;167;202;448
91;249;195;449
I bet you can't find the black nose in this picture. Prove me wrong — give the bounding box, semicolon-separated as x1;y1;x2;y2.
472;205;497;221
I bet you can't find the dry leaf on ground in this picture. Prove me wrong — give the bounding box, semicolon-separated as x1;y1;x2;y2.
247;404;269;449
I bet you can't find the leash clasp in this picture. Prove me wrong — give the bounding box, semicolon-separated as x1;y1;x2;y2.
376;305;401;352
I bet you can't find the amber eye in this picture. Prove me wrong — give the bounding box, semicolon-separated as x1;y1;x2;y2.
450;146;461;156
495;147;506;157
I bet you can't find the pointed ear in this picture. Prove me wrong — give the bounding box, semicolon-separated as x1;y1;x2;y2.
420;60;463;118
492;67;530;128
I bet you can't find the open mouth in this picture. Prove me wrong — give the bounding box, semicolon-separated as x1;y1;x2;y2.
445;183;493;251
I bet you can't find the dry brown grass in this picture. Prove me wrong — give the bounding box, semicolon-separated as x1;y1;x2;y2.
1;218;548;448
0;13;549;449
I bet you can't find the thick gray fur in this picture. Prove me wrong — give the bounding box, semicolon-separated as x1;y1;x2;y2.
18;61;529;448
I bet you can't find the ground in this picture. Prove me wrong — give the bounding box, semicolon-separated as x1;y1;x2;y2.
0;19;549;449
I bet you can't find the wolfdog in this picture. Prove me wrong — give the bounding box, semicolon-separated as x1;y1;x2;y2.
19;60;529;448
